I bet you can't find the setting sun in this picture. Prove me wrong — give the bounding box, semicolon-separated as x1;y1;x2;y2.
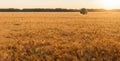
98;0;119;10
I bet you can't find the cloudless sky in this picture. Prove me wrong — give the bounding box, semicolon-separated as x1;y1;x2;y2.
0;0;119;9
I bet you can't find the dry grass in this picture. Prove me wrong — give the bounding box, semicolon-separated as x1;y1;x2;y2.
0;12;120;61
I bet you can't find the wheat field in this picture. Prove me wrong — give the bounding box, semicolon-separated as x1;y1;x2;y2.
0;12;120;61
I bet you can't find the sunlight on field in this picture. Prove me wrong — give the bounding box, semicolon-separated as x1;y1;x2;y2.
0;12;120;61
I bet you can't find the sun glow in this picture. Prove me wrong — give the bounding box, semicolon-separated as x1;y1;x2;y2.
98;0;119;10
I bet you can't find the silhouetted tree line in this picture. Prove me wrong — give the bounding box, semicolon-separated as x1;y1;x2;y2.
0;8;79;12
0;8;119;12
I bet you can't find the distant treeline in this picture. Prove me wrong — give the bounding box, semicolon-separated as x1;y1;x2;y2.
0;8;119;12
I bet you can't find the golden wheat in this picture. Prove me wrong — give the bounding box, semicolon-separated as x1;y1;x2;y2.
0;12;120;61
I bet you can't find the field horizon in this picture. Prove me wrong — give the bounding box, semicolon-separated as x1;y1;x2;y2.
0;8;120;12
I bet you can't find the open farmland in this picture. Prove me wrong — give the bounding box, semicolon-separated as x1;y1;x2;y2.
0;12;120;61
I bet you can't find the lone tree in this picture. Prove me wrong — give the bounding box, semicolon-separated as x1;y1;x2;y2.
80;8;88;15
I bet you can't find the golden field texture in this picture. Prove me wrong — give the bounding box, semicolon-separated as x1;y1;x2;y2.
0;12;120;61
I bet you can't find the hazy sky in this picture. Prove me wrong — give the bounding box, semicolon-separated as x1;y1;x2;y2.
0;0;119;9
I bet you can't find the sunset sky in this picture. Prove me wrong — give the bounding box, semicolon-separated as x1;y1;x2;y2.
0;0;120;9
